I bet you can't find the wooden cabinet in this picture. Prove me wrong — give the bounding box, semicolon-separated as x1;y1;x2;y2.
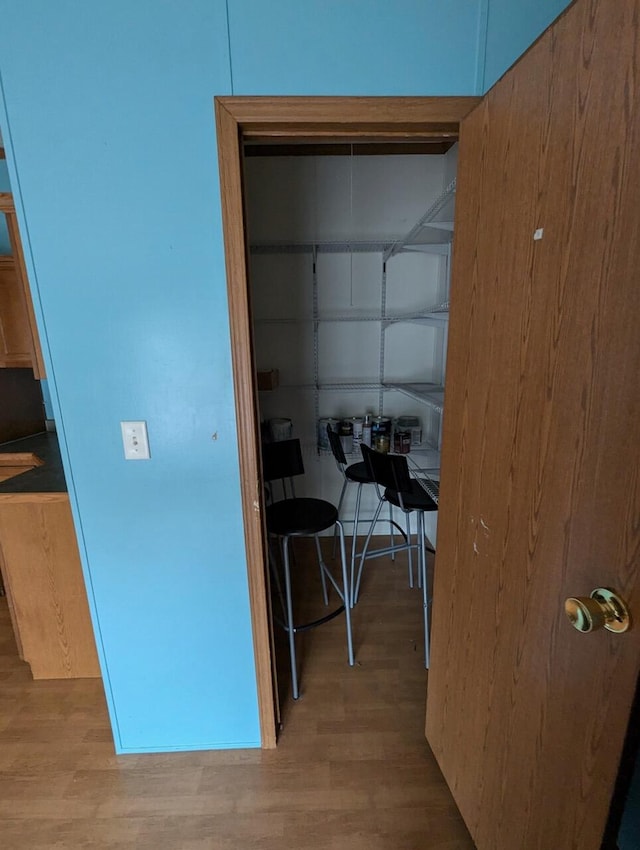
0;494;101;679
0;255;34;368
0;193;45;377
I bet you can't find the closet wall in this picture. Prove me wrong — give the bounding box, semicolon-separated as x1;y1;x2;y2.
0;0;572;754
245;146;457;542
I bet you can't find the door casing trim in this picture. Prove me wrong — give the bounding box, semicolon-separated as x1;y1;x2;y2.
214;95;480;748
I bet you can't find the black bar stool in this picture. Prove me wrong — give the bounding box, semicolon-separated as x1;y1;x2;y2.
326;425;409;605
357;444;437;667
262;438;354;699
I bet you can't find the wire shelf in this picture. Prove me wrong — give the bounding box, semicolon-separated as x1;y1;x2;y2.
264;381;445;412
250;240;394;255
383;178;456;262
384;382;445;412
254;301;450;326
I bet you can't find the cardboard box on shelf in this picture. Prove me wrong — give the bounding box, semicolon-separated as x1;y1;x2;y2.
257;369;279;391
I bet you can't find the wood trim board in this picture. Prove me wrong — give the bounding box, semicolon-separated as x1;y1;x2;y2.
214;96;478;748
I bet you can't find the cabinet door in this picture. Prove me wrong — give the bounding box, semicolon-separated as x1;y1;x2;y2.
0;195;46;377
0;497;101;679
0;255;33;367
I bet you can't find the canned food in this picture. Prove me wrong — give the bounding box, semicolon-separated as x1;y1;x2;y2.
350;417;364;446
361;414;373;448
396;415;422;446
339;419;354;454
393;429;411;454
270;418;292;442
318;417;340;450
374;434;390;454
371;416;392;445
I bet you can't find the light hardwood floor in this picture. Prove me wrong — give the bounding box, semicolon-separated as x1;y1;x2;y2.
0;542;473;849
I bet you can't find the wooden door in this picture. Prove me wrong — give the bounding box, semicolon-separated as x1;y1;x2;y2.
426;1;640;848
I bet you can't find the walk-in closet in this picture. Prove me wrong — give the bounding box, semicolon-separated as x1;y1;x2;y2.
244;142;457;548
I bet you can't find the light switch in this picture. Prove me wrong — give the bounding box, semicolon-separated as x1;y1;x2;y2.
120;420;150;460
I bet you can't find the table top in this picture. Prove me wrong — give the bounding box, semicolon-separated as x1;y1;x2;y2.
0;431;67;494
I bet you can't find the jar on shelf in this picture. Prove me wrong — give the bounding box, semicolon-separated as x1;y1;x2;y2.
349;417;364;447
270;418;292;442
393;429;411;454
396;415;422;447
371;416;391;448
374;433;390;454
318;417;340;450
361;414;373;448
339;419;353;454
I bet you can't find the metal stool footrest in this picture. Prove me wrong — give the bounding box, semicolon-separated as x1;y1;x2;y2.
274;603;346;634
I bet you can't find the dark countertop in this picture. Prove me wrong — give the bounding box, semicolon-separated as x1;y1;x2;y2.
0;431;67;494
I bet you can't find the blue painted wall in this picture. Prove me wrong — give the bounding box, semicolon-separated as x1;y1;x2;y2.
0;1;259;753
482;0;572;89
228;1;486;95
0;0;558;752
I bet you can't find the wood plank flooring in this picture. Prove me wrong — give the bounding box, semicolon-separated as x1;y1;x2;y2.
0;542;473;849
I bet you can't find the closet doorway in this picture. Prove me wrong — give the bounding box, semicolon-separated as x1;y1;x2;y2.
244;141;454;535
218;4;640;841
215;97;477;748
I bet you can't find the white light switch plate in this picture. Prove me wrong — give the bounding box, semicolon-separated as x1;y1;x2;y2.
121;420;150;460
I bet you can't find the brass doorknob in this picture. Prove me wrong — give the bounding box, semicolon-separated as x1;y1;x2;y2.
564;588;631;634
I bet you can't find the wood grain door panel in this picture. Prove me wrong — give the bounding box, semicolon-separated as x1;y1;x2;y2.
0;497;101;679
426;1;640;848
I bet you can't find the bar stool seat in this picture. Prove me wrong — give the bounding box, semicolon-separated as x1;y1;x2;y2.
384;479;435;511
342;461;371;484
266;498;338;537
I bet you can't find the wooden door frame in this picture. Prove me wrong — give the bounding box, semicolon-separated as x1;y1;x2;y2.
215;95;480;748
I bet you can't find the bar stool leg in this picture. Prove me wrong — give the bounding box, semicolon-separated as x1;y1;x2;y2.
281;535;300;700
314;534;329;606
349;482;364;608
389;502;396;561
405;511;415;590
418;512;430;669
332;478;348;558
353;497;384;606
267;539;287;616
335;519;354;666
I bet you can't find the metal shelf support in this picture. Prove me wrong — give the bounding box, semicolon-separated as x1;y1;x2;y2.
383;178;457;263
